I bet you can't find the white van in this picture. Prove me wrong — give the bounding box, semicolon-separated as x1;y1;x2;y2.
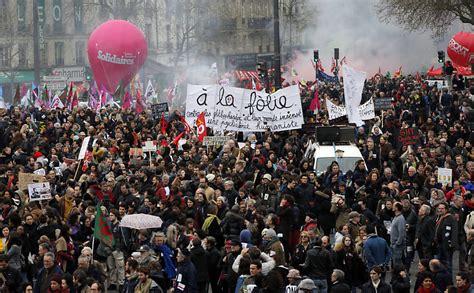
305;142;365;176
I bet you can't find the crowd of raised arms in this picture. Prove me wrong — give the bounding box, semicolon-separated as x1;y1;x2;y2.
0;73;472;293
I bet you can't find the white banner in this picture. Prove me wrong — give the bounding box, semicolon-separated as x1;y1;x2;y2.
359;98;375;120
326;99;346;120
185;84;217;127
186;85;304;132
50;94;64;109
343;65;367;126
326;98;375;121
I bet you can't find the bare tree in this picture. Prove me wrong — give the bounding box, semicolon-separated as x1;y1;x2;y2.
0;2;24;102
376;0;474;36
83;0;146;20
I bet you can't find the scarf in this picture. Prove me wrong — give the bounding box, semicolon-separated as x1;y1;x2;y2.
417;284;436;293
135;278;153;293
202;214;221;234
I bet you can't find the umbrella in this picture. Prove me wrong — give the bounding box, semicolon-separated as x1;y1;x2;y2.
119;214;163;229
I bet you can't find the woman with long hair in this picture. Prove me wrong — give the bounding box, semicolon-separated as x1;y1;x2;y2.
334;235;367;291
55;224;75;273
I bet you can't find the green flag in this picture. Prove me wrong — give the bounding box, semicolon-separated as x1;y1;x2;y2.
94;205;114;248
113;80;124;102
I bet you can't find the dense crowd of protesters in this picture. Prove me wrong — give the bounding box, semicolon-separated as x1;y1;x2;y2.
0;72;472;293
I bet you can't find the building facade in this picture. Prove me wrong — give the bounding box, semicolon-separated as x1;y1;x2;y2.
0;0;309;98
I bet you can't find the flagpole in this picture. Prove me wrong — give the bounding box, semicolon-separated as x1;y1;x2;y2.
90;236;95;263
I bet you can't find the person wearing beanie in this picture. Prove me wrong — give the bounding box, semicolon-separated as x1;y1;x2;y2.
262;228;285;266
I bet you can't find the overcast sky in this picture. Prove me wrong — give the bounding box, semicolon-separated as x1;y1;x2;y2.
287;0;465;80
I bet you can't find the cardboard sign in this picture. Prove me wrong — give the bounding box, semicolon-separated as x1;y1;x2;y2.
438;168;453;186
397;127;420;147
142;141;157;152
374;97;393;111
18;172;46;191
151;103;169;120
203;136;229;147
28;182;52;201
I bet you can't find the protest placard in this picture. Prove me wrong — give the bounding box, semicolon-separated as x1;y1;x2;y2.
397;127;421;146
142;141;157;152
28;182;52;201
203;136;229;146
438;167;453;186
18;172;46;191
129;148;143;157
374;97;393;111
151;102;169;120
78;136;91;160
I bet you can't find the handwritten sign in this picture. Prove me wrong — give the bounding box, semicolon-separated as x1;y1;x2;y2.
438;167;453;186
374;97;393;111
18;172;46;191
397;127;420;146
187;85;304;132
185;84;217;127
151;103;169;120
343;65;366;126
358;98;375;120
28;182;52;201
203;136;229;146
326;98;375;121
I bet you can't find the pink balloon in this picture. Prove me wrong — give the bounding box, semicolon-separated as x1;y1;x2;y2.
447;31;474;67
87;20;148;93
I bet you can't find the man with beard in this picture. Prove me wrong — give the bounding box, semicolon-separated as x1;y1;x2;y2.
123;258;140;293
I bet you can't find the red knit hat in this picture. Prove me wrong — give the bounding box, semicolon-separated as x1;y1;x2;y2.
33;151;44;159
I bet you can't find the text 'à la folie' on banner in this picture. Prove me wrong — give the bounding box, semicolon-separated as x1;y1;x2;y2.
342;65;367;126
185;85;304;132
325;98;375;121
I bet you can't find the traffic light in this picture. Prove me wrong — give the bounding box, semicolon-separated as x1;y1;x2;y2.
437;51;445;63
313;50;319;63
256;62;268;79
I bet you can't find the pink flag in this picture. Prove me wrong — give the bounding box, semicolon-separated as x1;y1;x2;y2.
122;91;131;110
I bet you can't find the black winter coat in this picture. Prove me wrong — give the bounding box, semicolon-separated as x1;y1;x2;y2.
330;281;351;293
220;211;245;239
175;260;199;293
361;281;391;293
190;245;209;283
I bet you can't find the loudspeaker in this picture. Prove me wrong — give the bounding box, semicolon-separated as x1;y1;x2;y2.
316;126;355;142
334;48;339;60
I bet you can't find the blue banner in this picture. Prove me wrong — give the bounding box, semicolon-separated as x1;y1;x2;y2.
317;71;339;83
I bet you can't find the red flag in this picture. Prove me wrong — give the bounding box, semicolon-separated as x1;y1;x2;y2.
71;91;79;110
416;72;422;84
172;132;185;146
196;112;207;142
136;89;144;114
179;114;191;133
160;114;168;135
66;82;73;108
309;86;320;111
82;150;93;172
122;91;131;110
394;66;402;78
